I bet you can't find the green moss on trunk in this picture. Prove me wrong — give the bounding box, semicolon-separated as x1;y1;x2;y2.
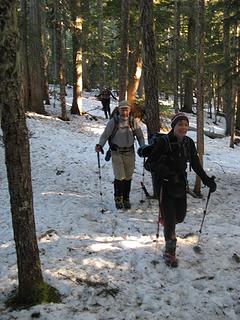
6;282;61;310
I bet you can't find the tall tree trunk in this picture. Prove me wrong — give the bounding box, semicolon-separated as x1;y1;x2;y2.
173;0;180;112
127;26;142;105
119;0;130;101
19;0;30;111
28;0;45;114
97;0;104;89
140;0;160;139
183;12;196;113
42;0;50;105
55;0;68;121
236;86;240;130
137;73;144;98
230;23;239;147
0;0;44;302
194;0;205;196
70;0;83;115
223;2;232;136
236;25;240;131
82;0;90;91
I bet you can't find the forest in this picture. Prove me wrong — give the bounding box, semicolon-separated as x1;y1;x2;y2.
0;0;240;315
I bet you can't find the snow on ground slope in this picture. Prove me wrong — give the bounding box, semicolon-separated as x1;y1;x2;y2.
0;93;240;320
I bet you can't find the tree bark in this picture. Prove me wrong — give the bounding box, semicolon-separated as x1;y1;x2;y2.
140;0;160;139
230;23;239;147
70;0;83;115
223;2;232;136
194;0;205;196
19;0;30;111
97;0;104;89
82;0;90;91
173;0;180;112
28;0;45;114
127;25;142;105
0;0;44;301
42;0;50;105
183;12;196;113
119;0;130;101
55;0;68;120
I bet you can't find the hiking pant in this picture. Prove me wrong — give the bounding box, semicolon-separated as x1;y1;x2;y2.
101;99;111;119
160;184;187;241
111;149;135;180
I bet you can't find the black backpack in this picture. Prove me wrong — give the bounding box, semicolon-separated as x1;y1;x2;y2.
138;132;191;165
137;133;168;158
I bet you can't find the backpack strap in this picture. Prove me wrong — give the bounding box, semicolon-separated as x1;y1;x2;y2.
128;114;136;138
183;136;192;171
108;114;119;149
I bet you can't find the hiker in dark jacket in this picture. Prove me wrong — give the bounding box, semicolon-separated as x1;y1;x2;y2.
96;100;145;209
96;88;117;119
144;112;217;267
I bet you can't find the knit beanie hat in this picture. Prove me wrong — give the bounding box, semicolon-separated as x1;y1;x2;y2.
171;112;189;128
118;100;132;109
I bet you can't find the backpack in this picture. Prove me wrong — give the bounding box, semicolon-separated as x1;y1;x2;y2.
137;133;168;158
101;89;110;100
138;132;191;165
142;133;192;198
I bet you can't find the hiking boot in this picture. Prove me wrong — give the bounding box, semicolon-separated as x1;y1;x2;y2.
115;196;123;209
123;198;131;209
163;252;178;268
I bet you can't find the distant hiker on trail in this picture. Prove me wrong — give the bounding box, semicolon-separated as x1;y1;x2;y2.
96;87;117;119
144;112;217;268
95;100;145;210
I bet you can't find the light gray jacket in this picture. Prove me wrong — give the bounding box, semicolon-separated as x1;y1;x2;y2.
98;116;145;150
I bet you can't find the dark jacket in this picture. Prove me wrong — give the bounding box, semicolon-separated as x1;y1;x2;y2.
96;89;116;101
144;131;211;195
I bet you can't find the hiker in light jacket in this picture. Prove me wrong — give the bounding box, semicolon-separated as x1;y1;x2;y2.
96;100;145;209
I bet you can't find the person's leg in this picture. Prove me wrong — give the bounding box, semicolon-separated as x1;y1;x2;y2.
123;179;131;209
113;179;124;209
176;194;187;224
112;151;125;209
102;100;108;119
122;151;135;209
106;99;111;118
161;189;178;267
161;190;176;241
152;172;161;199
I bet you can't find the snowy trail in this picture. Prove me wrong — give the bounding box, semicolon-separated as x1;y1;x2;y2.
0;96;240;320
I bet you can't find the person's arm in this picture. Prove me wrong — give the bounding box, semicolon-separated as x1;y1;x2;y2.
189;138;216;192
133;120;145;147
98;118;115;149
110;91;117;100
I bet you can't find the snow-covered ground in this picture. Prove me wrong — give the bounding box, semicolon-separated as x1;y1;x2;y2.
0;90;240;320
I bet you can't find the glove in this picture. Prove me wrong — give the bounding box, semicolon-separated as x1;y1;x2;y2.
95;144;104;154
137;145;153;158
205;176;216;193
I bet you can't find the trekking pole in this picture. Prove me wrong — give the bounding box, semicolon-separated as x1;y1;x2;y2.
155;187;164;240
97;152;105;213
193;188;211;253
151;187;164;266
156;208;161;240
140;158;146;203
140;158;152;203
